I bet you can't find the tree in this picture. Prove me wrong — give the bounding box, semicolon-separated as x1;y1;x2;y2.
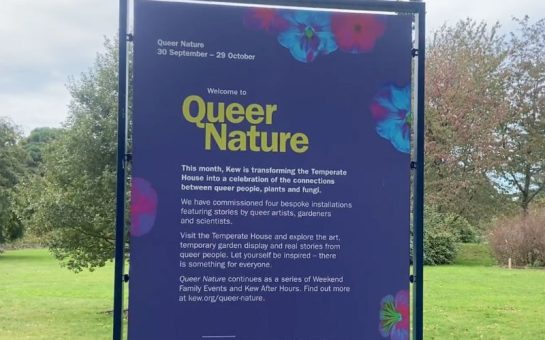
17;39;125;271
0;118;27;248
425;19;512;226
489;17;545;212
21;127;63;171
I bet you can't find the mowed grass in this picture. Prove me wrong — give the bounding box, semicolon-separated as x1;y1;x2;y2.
424;265;545;339
0;248;122;340
2;247;545;339
424;244;545;339
454;243;497;266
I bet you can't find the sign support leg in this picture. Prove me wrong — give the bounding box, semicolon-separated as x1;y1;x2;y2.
113;0;128;339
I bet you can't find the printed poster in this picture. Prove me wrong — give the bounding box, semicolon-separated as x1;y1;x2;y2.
130;1;412;339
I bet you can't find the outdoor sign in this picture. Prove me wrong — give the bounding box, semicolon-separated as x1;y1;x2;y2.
130;0;412;338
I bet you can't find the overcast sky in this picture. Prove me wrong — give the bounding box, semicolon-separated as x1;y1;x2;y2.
2;0;545;134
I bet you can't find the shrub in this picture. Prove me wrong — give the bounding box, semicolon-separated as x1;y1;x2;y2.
412;206;478;265
488;209;545;267
423;206;459;265
446;214;478;243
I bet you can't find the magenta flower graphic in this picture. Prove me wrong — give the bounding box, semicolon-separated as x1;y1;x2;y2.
277;11;338;63
331;13;386;53
131;177;158;237
370;85;411;153
379;290;410;340
244;8;288;33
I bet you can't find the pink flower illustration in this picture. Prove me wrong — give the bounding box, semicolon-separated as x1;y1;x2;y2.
331;13;385;53
244;8;288;33
131;177;158;237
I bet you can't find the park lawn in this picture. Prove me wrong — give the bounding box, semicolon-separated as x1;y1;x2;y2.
2;248;545;339
453;243;497;267
424;265;545;339
0;248;123;340
423;243;545;339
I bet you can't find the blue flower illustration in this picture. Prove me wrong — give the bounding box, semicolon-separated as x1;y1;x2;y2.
370;85;411;153
277;11;338;63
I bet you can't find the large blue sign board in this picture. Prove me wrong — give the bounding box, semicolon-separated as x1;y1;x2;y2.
130;1;412;339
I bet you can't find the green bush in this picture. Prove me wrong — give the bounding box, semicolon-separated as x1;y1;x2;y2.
447;214;478;243
412;206;478;265
423;206;459;265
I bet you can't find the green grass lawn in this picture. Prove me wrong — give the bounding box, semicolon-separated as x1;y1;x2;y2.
424;265;545;339
0;248;121;340
1;247;545;339
423;243;545;339
454;243;497;266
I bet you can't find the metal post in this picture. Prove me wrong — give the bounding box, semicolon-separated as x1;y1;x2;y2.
412;5;426;340
113;0;128;339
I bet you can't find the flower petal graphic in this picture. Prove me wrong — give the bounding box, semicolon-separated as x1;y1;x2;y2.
244;8;288;33
331;13;386;53
130;177;158;237
277;10;337;63
379;290;410;340
371;85;411;154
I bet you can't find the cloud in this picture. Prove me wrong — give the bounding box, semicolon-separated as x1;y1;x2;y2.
0;0;117;134
427;0;545;32
0;82;70;134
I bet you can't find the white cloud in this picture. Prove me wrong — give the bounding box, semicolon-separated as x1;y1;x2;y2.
427;0;545;32
0;0;117;134
0;82;69;134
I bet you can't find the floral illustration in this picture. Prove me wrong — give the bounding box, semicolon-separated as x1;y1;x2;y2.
379;290;409;340
276;11;338;63
331;13;385;53
243;8;288;33
244;8;388;62
131;177;158;237
370;85;411;153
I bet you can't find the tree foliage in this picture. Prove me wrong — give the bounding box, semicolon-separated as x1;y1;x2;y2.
0;118;27;246
17;39;123;271
21;127;63;171
425;19;511;226
425;17;545;221
489;17;545;212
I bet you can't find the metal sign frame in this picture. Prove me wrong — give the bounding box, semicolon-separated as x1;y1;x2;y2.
113;0;425;339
